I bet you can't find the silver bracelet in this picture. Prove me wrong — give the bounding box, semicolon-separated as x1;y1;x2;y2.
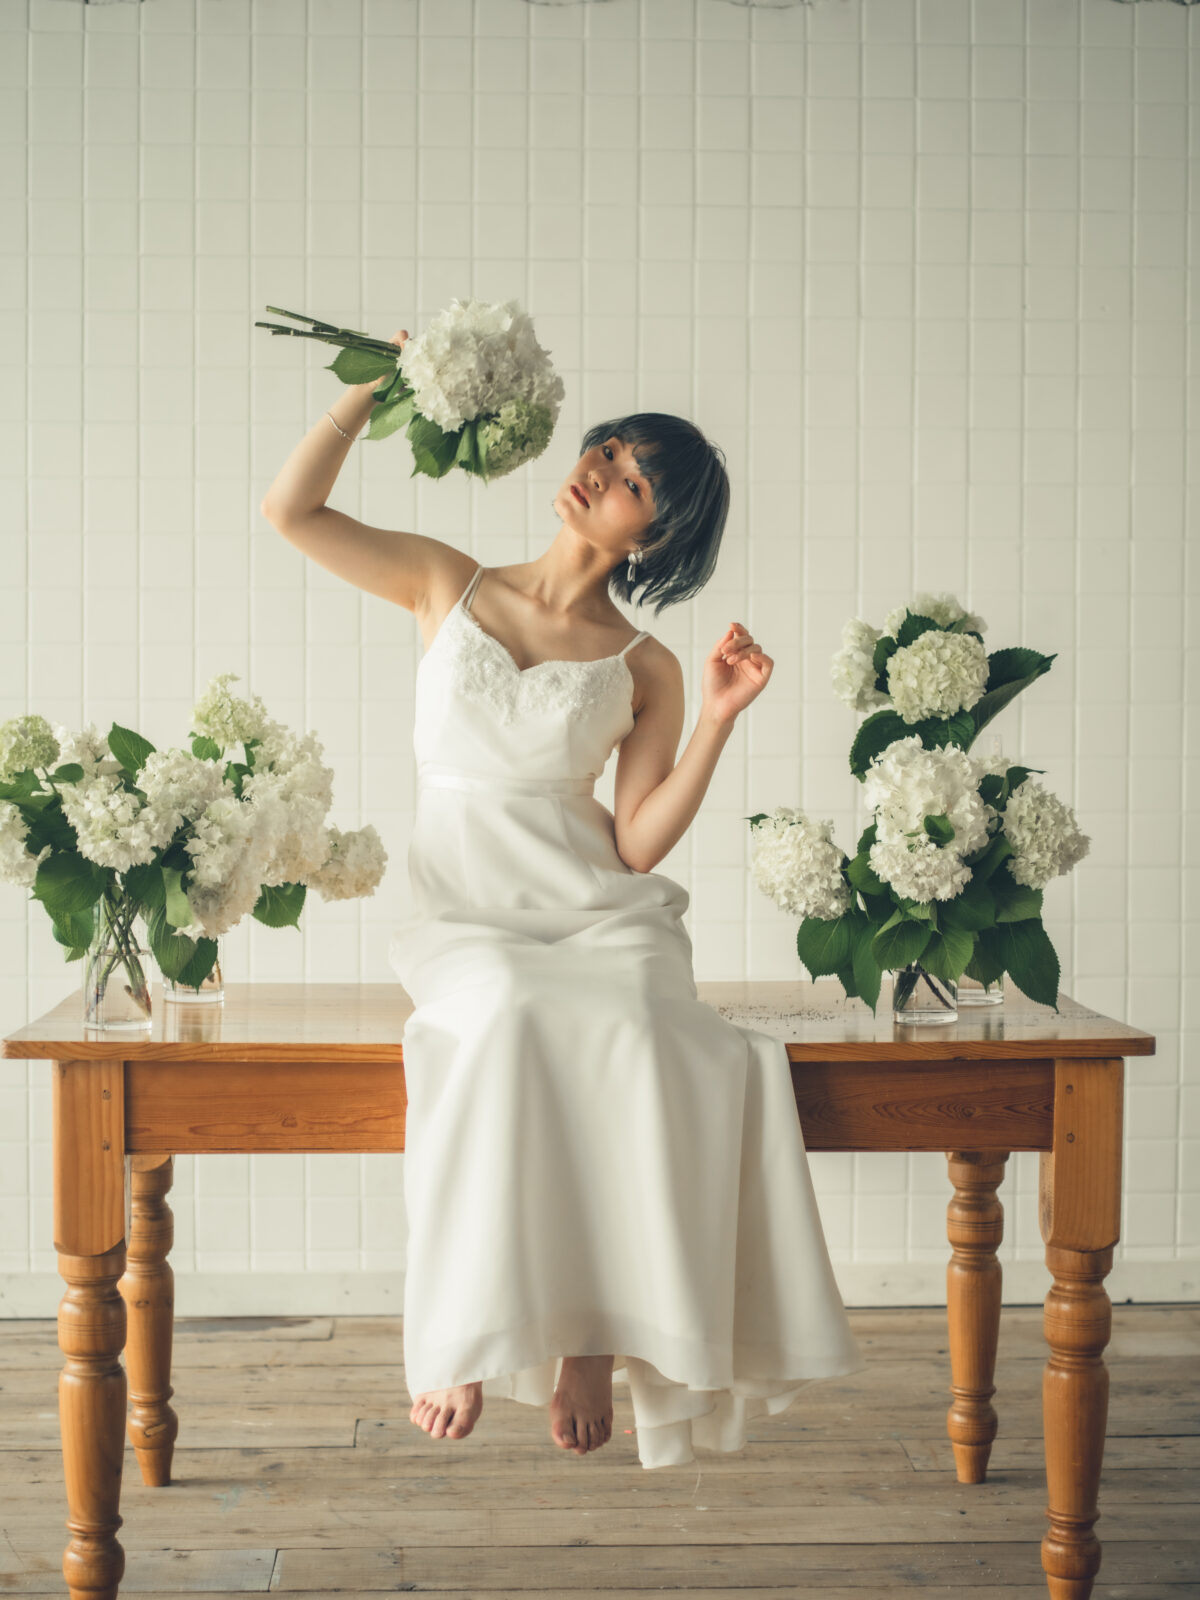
326;411;354;441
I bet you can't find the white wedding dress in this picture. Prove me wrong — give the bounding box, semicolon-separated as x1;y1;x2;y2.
389;562;863;1469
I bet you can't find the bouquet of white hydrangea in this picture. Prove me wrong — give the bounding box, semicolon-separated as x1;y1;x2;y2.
831;592;1055;777
751;597;1088;1016
0;677;388;1022
256;299;565;482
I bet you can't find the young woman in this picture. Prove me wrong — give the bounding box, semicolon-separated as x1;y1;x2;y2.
260;332;863;1470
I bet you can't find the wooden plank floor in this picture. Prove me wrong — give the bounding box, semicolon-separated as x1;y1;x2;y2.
1;1305;1197;1597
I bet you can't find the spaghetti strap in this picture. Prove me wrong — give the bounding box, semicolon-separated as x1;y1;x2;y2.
460;562;485;617
619;630;649;659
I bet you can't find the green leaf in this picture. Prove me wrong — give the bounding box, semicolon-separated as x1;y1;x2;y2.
939;875;997;933
33;853;109;916
872;635;899;674
978;773;1006;808
23;797;75;856
993;867;1044;925
124;860;165;912
327;346;398;385
454;420;480;474
965;927;1007;986
51;908;95;950
965;831;1013;885
895;612;940;649
172;936;219;990
835;960;860;1001
856;821;877;857
191;735;222;761
912;710;976;752
846;850;886;897
367;392;416;442
994;918;1060;1009
923;813;955;846
851;919;883;1012
146;905;197;982
108;722;155;775
872;913;932;970
986;647;1056;691
746;812;772;829
252;881;307;929
795;915;857;979
849;710;911;781
920;924;976;984
51;763;84;784
406;411;460;477
162;866;192;929
969;649;1056;737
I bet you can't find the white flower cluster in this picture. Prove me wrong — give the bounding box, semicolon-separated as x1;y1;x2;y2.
884;593;987;639
477;396;556;480
887;629;990;725
831;593;990;723
749;807;852;921
1002;778;1091;890
17;676;387;942
863;736;994;902
398;297;565;446
0;714;59;780
830;618;889;714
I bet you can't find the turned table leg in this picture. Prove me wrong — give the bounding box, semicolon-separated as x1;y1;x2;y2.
945;1149;1009;1483
1039;1058;1124;1600
119;1154;178;1486
53;1059;129;1600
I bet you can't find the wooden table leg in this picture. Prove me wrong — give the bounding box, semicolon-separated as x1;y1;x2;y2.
945;1149;1009;1483
1039;1058;1124;1600
53;1059;129;1600
119;1154;178;1486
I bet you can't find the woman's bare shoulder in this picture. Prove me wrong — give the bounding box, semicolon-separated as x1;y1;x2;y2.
629;632;684;719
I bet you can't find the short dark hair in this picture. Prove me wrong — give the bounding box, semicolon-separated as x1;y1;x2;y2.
579;412;730;619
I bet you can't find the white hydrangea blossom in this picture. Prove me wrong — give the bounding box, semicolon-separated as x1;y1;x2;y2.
749;807;852;921
863;736;995;903
831;617;890;714
0;800;48;888
192;673;271;751
398;297;565;440
884;593;988;639
1002;778;1091;890
477;397;556;479
1;693;385;944
0;715;60;780
887;630;990;725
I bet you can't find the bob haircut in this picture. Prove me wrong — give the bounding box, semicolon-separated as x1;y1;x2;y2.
579;412;730;619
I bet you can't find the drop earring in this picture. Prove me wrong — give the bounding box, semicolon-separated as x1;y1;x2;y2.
626;547;642;585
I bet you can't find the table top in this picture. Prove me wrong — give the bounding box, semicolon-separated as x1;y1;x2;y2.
2;979;1156;1063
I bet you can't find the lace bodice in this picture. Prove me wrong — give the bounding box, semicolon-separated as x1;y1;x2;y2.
412;563;652;783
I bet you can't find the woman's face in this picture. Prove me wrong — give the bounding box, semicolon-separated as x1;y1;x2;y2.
555;435;657;560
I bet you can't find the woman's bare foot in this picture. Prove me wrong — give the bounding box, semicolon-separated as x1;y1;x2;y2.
550;1354;614;1456
410;1381;484;1441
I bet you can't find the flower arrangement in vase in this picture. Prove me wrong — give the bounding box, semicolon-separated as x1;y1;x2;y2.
0;676;387;1030
749;594;1089;1024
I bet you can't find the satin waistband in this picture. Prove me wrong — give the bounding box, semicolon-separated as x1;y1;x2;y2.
418;762;596;797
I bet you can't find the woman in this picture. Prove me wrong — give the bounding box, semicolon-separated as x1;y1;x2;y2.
260;331;863;1470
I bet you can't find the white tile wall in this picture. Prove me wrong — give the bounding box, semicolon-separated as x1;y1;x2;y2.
0;0;1195;1312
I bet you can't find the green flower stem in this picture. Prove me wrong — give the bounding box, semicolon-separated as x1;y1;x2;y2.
90;888;152;1020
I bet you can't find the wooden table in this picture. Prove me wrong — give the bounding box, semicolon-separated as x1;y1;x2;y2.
4;979;1155;1600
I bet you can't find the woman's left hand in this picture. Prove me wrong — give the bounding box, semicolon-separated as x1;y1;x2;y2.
702;623;774;723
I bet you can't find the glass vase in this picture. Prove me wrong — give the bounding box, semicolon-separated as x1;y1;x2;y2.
958;971;1004;1007
163;938;224;1004
83;891;154;1032
892;962;958;1025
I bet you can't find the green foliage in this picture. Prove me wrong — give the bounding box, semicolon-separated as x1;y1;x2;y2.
894;612;940;648
969;648;1055;737
171;935;220;990
871;911;932;970
252;881;307;929
964;831;1013;885
367;392;415;442
161;866;192;930
108;722;155;775
327;346;398;385
919;924;976;984
993;918;1060;1009
50;907;95;959
405;411;459;475
146;904;199;981
33;852;109;916
795;914;857;979
992;866;1044;924
939;875;996;933
191;735;222;762
849;710;910;780
51;763;84;783
850;917;884;1011
923;813;955;846
964;927;1007;987
124;861;165;912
